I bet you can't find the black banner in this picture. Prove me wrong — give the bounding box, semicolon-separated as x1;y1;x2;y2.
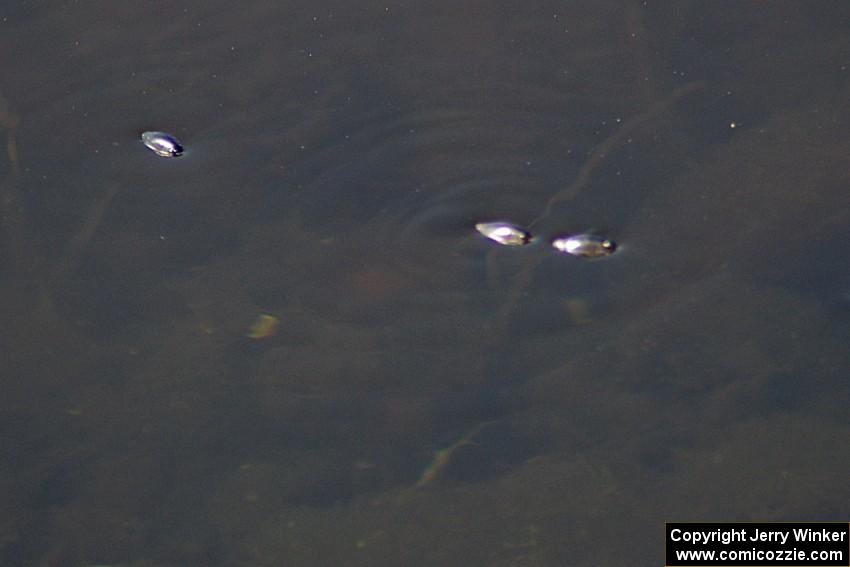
665;523;850;567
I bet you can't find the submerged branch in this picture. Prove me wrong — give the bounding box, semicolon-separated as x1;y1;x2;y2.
0;94;24;276
529;80;704;230
493;81;705;333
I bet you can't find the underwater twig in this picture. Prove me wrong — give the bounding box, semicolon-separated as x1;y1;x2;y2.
491;81;705;333
0;94;24;275
51;184;120;286
625;1;659;108
415;420;495;488
0;93;119;321
528;80;704;230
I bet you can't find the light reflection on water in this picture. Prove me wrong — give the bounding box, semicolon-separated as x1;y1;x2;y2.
1;2;850;566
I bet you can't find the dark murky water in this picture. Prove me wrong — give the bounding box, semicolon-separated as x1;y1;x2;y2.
2;2;850;566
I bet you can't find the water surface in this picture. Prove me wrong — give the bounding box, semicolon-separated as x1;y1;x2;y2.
1;2;849;565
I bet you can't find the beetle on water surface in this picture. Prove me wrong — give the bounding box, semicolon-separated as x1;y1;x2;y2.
474;221;532;247
141;131;183;158
551;234;616;258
